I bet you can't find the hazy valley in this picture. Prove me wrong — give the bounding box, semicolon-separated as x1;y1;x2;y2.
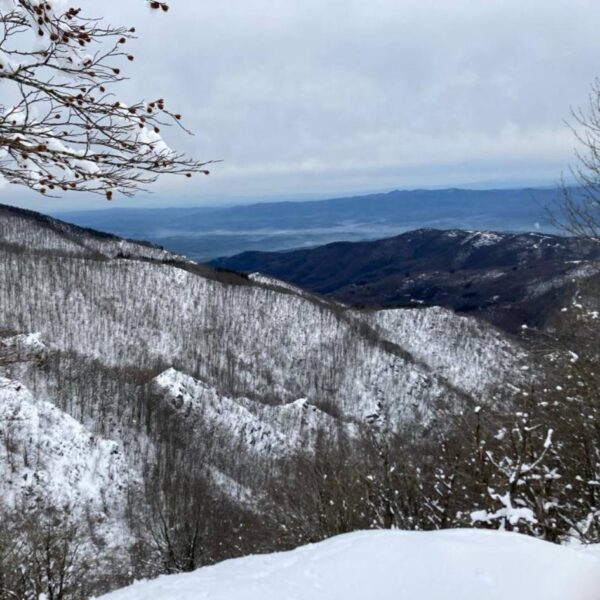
55;187;562;261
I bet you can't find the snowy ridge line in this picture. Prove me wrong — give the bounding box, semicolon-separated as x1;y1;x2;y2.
248;272;313;297
248;271;353;316
151;368;360;509
152;368;356;457
0;202;184;262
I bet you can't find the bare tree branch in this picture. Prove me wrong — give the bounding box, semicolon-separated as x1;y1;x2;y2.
554;79;600;240
0;1;215;199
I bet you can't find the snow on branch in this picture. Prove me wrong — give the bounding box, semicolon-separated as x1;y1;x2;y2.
0;0;213;198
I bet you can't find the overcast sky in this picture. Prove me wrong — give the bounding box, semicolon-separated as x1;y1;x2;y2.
5;0;600;211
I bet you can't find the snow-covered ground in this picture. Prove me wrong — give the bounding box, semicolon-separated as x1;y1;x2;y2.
0;378;132;513
99;529;600;600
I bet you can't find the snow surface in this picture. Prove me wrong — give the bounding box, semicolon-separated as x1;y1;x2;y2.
99;529;600;600
464;231;505;248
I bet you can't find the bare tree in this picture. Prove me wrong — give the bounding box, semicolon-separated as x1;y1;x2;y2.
0;508;94;600
556;79;600;240
470;399;558;539
0;1;213;198
273;456;367;546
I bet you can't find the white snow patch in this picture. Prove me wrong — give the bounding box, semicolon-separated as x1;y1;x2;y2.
464;231;505;248
99;529;600;600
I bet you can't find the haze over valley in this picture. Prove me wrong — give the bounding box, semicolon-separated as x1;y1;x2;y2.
55;187;560;261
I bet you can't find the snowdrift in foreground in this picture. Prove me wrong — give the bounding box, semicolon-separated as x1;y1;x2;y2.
100;529;600;600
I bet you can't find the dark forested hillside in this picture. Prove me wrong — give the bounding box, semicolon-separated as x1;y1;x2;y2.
211;229;600;332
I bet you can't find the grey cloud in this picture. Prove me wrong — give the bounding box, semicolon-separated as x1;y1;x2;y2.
4;0;600;210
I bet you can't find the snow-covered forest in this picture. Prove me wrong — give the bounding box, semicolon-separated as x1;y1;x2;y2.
0;204;597;598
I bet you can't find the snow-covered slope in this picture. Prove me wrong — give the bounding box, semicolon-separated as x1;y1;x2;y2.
0;377;133;538
151;368;359;502
0;204;534;572
153;368;352;457
0;203;179;261
372;306;526;396
99;529;600;600
0;241;524;430
248;272;316;298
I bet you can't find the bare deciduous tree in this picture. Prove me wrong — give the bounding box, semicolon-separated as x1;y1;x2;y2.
0;508;93;600
557;79;600;240
0;1;213;198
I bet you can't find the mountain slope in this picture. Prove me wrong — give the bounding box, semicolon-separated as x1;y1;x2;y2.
0;216;525;427
0;203;538;591
0;204;528;506
372;306;523;395
211;228;600;332
0;376;134;548
153;368;353;457
0;202;176;261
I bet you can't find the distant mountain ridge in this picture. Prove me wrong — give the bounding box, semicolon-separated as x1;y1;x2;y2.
55;187;565;260
211;228;600;333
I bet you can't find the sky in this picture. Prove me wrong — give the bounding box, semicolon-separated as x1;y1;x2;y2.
4;0;600;211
